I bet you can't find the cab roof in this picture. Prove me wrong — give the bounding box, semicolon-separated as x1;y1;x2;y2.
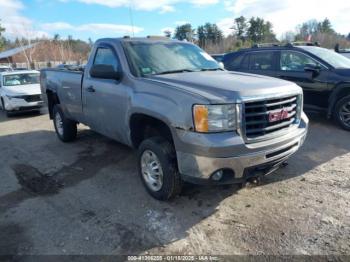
232;42;321;53
96;36;182;44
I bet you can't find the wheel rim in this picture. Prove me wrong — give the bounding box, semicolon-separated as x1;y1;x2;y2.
141;150;163;192
55;111;64;136
339;101;350;128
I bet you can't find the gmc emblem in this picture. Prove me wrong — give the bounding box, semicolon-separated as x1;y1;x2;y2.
269;109;289;123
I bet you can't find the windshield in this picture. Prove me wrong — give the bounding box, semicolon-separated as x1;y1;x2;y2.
301;46;350;68
124;41;220;76
3;73;40;86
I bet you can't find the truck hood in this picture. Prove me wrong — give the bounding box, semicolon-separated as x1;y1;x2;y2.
2;84;41;96
146;71;302;103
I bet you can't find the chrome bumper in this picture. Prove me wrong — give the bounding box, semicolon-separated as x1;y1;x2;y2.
175;113;308;182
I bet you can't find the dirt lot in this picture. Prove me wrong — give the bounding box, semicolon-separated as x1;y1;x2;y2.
0;109;349;257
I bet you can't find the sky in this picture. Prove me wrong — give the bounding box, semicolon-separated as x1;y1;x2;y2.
0;0;349;41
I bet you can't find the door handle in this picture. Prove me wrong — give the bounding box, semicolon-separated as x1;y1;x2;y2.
86;86;96;93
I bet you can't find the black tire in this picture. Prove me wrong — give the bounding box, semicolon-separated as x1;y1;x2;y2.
333;95;350;131
1;98;11;117
53;105;77;142
138;137;182;200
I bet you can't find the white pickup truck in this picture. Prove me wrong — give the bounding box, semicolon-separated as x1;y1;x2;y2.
0;70;44;116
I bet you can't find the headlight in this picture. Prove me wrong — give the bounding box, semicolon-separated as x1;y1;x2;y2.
6;95;23;100
193;104;237;132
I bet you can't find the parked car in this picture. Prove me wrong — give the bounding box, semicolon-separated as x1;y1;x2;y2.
223;43;350;130
14;67;29;71
334;44;350;59
211;54;225;62
340;52;350;59
0;70;44;116
41;37;308;200
0;65;13;72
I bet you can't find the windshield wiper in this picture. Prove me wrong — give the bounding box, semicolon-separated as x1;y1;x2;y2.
199;68;223;71
154;69;196;75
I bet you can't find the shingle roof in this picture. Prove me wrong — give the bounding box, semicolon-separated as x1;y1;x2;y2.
0;44;37;60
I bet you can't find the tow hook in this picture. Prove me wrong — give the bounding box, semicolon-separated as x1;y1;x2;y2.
244;176;261;188
281;162;288;168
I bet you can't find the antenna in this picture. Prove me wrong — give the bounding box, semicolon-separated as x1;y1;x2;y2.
129;1;135;37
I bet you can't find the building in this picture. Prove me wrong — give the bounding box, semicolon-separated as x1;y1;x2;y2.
0;44;37;64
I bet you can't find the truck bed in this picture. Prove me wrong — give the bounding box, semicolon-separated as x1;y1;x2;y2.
40;68;84;120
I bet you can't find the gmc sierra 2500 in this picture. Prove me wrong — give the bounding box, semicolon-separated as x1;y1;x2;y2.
40;36;308;200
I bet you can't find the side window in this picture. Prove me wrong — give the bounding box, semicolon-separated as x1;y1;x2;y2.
280;51;318;72
226;54;244;70
241;54;250;70
93;47;119;71
249;52;274;71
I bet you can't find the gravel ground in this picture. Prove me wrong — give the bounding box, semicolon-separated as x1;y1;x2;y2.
0;109;349;258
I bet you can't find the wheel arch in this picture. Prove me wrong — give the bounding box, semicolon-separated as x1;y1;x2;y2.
129;113;175;149
46;90;60;119
328;83;350;117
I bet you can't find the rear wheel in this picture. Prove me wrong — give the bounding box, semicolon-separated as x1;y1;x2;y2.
138;137;182;200
1;98;11;117
53;105;77;142
334;95;350;131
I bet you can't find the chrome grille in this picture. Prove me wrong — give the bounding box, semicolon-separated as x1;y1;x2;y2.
244;95;300;140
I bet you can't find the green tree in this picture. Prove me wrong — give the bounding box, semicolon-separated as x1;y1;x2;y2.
295;19;319;40
318;18;334;33
88;37;94;47
232;16;248;41
53;34;60;42
174;23;195;41
211;23;223;44
247;17;276;43
0;20;6;51
197;23;223;48
163;29;172;38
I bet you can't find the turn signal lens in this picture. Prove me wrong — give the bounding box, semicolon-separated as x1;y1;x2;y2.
193;105;209;132
193;104;237;133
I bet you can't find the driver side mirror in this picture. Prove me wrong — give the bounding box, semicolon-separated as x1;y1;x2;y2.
90;64;122;80
304;64;320;77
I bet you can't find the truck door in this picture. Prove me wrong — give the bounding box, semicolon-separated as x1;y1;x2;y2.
82;44;128;143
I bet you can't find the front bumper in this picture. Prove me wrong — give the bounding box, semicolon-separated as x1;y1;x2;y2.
175;112;309;184
3;96;44;111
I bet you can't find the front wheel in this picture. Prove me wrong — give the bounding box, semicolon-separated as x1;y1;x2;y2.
138;137;182;201
1;98;11;117
334;95;350;131
53;105;77;142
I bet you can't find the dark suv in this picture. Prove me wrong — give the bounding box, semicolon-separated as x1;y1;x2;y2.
223;43;350;130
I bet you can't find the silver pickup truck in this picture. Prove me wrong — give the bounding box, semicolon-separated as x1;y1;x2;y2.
40;37;309;200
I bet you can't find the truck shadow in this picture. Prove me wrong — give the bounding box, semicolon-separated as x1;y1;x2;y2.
0;114;348;255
